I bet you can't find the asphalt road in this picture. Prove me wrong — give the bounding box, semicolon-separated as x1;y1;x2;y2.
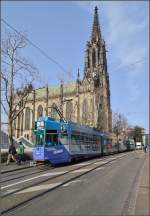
1;151;146;216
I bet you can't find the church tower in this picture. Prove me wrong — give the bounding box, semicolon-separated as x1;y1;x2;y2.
83;6;112;132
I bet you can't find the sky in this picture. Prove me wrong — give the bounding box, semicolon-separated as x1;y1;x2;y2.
1;1;149;132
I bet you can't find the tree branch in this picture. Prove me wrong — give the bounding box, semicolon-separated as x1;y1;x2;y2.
12;87;31;117
1;101;8;116
12;94;29;121
1;72;11;108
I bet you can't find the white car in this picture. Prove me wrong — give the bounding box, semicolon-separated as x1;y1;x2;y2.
136;142;142;150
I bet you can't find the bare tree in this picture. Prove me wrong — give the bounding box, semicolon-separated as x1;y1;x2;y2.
1;31;39;145
129;126;144;143
112;112;128;142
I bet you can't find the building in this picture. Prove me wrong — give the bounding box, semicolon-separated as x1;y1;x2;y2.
14;6;112;141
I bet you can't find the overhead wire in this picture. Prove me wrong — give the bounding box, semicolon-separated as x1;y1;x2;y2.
1;18;75;80
112;57;147;74
1;18;148;84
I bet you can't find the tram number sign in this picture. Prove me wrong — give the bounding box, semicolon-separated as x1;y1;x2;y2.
37;121;44;129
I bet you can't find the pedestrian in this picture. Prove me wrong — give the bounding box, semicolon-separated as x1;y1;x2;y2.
6;144;17;165
16;141;25;165
143;144;147;153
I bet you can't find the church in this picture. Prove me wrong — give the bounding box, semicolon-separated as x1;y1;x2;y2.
14;6;112;141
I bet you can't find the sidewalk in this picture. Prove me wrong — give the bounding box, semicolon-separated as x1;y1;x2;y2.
134;152;149;215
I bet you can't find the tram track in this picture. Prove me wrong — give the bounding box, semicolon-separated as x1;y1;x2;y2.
2;157;105;197
1;155;121;197
1;153;128;215
1;164;34;175
1;162;51;176
1;152;128;191
1;165;54;184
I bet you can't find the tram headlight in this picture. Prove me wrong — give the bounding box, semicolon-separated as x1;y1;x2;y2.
40;121;44;127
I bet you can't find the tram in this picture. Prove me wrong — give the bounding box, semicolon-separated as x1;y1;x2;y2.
32;116;134;165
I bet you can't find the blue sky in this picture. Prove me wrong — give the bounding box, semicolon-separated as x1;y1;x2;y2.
1;1;149;132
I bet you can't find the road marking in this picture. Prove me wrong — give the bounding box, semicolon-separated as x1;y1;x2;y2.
1;171;66;189
71;168;91;173
3;188;19;195
16;182;62;194
109;157;117;160
73;162;91;166
95;167;105;171
63;180;82;187
94;161;107;165
42;171;66;176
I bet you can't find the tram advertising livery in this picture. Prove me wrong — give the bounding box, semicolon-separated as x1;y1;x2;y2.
32;117;135;165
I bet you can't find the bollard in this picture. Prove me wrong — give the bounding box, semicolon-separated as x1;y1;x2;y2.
30;161;33;166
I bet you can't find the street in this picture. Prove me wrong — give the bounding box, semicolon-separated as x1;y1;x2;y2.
1;151;148;215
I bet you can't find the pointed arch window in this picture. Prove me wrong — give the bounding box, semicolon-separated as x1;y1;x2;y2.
98;49;100;64
25;107;30;130
82;99;88;124
17;114;21;137
13;118;16;136
21;113;24;135
66;101;73;121
37;105;43;119
51;104;57;119
88;53;90;68
92;49;96;68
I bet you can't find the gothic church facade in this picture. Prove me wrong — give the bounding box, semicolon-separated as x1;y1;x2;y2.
14;7;112;141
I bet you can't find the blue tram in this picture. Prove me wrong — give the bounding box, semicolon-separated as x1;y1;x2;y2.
32;117;134;165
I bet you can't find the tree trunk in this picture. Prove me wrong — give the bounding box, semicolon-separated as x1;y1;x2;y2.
8;116;13;145
117;134;119;152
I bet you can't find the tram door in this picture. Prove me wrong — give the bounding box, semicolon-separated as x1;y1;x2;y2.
35;131;45;146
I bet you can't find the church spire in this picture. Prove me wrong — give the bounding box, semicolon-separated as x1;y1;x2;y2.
91;6;101;43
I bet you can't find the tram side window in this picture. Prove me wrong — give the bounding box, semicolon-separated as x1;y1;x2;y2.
71;134;79;145
91;136;98;151
84;135;91;151
78;135;84;146
60;134;68;139
60;134;68;145
78;135;83;145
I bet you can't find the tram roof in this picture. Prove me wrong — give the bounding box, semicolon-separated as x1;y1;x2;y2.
36;117;106;136
68;121;105;136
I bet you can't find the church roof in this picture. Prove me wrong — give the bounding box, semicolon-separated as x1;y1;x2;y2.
63;82;76;94
28;82;76;100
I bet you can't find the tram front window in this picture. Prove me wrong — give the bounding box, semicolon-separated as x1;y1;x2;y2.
45;130;58;146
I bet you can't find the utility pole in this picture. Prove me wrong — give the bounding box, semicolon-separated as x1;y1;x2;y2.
60;80;64;120
46;84;49;116
32;89;36;142
76;69;80;123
